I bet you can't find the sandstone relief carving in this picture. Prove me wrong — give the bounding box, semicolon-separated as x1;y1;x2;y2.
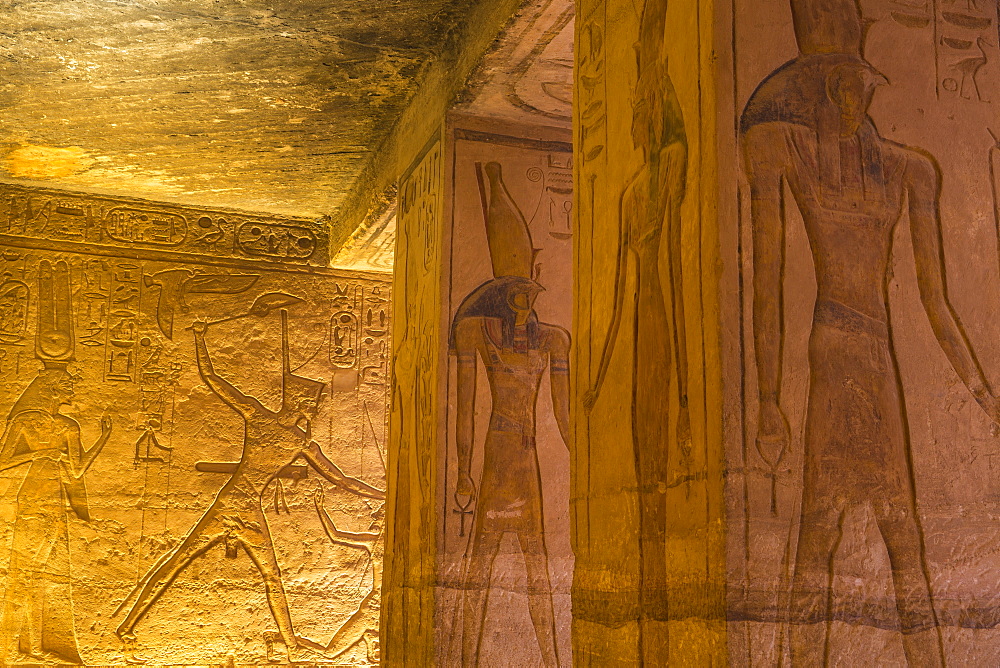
0;259;112;664
383;136;442;665
731;0;1000;663
581;0;690;661
0;183;330;266
115;310;385;664
292;485;383;663
440;123;573;667
505;0;575;123
143;269;259;340
572;0;725;662
452;162;571;668
0;194;390;665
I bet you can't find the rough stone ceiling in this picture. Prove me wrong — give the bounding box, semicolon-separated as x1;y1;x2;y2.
0;0;476;219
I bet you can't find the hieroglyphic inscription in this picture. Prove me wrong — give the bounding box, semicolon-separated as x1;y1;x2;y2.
888;0;996;101
0;273;28;343
79;259;110;348
326;282;390;386
332;309;360;369
106;262;141;382
133;336;180;466
0;183;329;266
360;286;390;386
0;192;390;665
236;222;318;261
106;208;187;246
578;13;606;167
527;154;573;240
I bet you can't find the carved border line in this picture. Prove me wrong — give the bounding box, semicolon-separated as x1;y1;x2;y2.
0;234;390;284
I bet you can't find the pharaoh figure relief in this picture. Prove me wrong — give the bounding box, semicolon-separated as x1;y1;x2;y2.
739;0;1000;664
115;310;385;664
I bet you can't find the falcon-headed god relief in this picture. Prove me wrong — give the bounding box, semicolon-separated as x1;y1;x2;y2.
742;0;1000;664
452;162;570;667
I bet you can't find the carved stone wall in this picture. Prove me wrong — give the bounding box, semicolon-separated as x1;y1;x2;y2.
722;0;1000;663
436;125;574;667
0;183;331;267
0;186;389;665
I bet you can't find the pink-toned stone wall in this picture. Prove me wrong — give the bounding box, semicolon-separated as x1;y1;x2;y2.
435;121;574;667
721;0;1000;663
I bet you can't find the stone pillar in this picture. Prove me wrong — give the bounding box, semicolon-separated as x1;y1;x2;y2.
386;0;728;665
385;115;576;667
383;129;447;666
383;3;580;666
572;0;727;664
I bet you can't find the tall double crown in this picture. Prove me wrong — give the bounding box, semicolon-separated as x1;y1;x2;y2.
479;161;539;281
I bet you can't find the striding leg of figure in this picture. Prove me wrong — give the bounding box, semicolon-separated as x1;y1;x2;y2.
116;513;224;650
518;533;559;667
238;510;300;660
461;530;503;666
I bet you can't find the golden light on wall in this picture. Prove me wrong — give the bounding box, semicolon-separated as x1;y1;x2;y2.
0;184;390;665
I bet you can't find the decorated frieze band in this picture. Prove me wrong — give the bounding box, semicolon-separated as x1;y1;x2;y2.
0;182;330;266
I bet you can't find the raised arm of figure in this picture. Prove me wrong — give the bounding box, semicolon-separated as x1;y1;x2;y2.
303;441;385;500
906;151;1000;423
192;321;261;418
73;415;112;477
454;317;480;502
583;182;633;412
312;489;379;551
